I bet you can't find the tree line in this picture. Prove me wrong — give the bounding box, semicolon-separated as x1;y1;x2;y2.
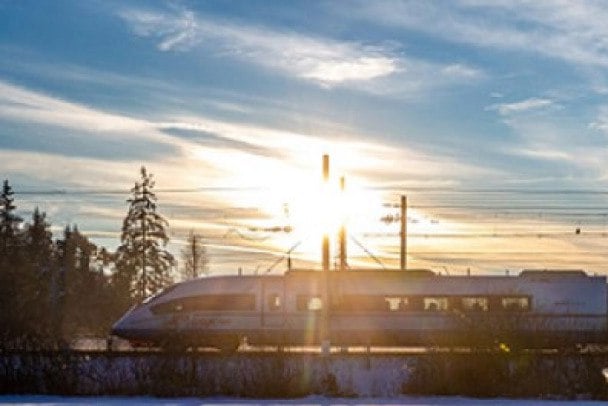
0;166;208;349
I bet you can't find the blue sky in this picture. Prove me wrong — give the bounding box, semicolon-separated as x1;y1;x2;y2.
2;1;608;275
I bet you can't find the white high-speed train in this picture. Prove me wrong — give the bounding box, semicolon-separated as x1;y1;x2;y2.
111;269;608;350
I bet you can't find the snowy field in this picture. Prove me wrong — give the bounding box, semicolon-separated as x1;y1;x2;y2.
0;396;607;405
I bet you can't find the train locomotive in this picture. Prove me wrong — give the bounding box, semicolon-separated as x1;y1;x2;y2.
111;268;608;351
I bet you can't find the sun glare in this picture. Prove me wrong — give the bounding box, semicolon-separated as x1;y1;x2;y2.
192;146;394;266
270;172;386;266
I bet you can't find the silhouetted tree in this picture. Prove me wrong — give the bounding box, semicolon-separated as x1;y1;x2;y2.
0;179;23;348
0;179;22;258
180;230;209;280
54;226;84;339
24;208;53;272
91;247;128;335
0;181;124;348
20;208;54;344
115;167;175;302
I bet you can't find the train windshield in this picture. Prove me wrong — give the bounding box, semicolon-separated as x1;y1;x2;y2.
142;285;177;304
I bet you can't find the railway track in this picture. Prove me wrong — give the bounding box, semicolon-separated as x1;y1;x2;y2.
3;346;608;358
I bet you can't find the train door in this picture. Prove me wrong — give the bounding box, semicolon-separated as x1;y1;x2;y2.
260;278;285;329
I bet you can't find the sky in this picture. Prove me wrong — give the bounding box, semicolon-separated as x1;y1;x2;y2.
2;0;608;276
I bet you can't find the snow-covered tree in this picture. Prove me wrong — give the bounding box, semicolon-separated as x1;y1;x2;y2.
115;167;175;302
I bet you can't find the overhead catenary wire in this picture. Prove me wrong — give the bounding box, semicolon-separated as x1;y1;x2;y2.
363;231;608;238
265;241;302;274
13;185;608;196
350;236;386;270
12;184;608;272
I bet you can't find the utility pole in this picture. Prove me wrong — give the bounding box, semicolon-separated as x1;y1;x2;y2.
400;195;407;270
321;154;330;354
339;176;347;271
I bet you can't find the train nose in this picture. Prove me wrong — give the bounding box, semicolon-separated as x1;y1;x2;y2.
110;303;155;340
110;306;139;339
110;318;128;338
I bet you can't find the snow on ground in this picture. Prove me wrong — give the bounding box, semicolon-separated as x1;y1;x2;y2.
0;396;606;405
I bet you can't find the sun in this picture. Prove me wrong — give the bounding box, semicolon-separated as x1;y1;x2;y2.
267;171;385;266
195;148;387;265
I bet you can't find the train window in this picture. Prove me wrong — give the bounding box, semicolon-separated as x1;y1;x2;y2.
501;297;530;311
192;294;255;311
151;301;184;313
297;295;323;311
462;297;489;312
142;285;177;304
332;295;394;311
268;294;281;311
150;300;179;314
308;297;323;311
151;294;255;314
384;297;401;311
423;297;448;311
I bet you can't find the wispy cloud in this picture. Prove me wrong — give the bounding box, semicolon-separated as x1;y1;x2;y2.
119;7;398;85
0;78;494;193
118;6;482;93
0;80;162;140
494;101;608;177
486;97;555;116
343;0;608;69
589;105;608;135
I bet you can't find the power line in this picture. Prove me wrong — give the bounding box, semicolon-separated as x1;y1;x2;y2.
13;185;608;196
372;187;608;194
390;251;608;256
407;205;608;210
14;186;271;196
350;236;386;270
363;231;608;238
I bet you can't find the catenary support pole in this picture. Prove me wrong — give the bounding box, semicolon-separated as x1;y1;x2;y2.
339;176;347;272
400;195;407;270
321;154;330;355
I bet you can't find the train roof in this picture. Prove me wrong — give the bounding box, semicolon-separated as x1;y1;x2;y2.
171;268;602;287
519;269;588;277
286;268;437;277
287;268;595;278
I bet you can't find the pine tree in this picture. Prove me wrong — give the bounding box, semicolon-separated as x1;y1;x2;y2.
0;179;23;348
91;247;127;335
180;230;209;280
115;166;175;302
0;179;22;258
51;225;73;344
25;208;53;272
46;224;121;342
58;226;102;338
21;208;54;344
